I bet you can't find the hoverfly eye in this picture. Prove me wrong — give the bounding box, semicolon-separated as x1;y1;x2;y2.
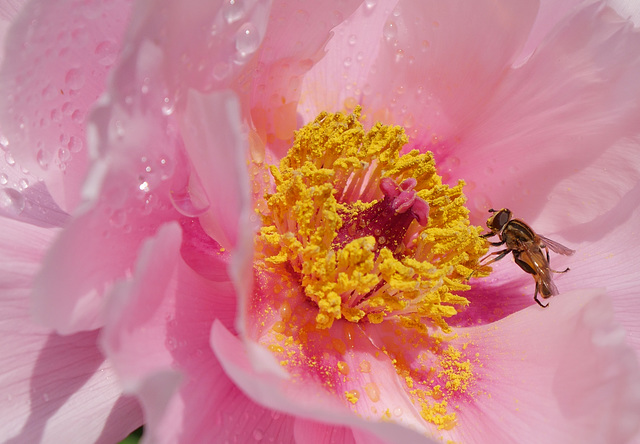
487;208;511;231
496;209;511;228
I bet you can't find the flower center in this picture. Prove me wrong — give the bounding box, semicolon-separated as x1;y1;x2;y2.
255;109;487;331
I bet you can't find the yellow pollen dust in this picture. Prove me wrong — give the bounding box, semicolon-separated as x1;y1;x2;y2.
255;108;487;331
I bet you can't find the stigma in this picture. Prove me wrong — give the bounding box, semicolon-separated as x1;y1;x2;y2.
255;108;487;331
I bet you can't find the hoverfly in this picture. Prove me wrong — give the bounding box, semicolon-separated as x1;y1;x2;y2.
474;208;575;307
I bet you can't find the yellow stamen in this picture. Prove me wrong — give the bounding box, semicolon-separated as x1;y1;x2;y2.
255;108;487;331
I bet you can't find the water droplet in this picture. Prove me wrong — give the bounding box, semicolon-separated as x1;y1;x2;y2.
5;151;16;166
65;68;85;90
212;62;231;81
18;178;28;190
166;337;177;351
223;0;245;23
252;429;264;442
95;40;117;66
343;57;352;68
0;135;9;150
42;84;57;100
364;0;377;9
0;174;7;185
139;180;150;192
0;188;25;215
71;109;84;124
235;23;260;57
348;34;357;46
57;147;71;163
161;97;175;116
393;407;403;416
383;20;397;41
169;186;210;217
51;108;62;122
37;149;50;170
68;136;84;153
109;209;126;227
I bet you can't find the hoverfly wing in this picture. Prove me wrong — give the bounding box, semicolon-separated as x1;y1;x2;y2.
538;234;575;256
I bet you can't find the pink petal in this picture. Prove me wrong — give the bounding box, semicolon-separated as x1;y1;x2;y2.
452;289;640;443
31;200;180;334
0;217;141;443
301;0;538;146
553;194;640;361
249;0;362;156
0;0;27;65
451;3;640;228
179;89;251;249
153;0;271;93
0;0;133;212
211;320;436;444
609;0;640;25
298;0;391;121
293;419;357;444
101;222;297;443
518;0;584;64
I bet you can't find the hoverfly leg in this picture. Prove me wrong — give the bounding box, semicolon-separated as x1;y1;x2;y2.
477;249;510;267
534;284;549;308
550;267;570;274
467;249;510;280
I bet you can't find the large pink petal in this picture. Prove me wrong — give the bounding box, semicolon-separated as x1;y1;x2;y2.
30;198;180;334
298;0;392;122
0;0;133;212
249;0;362;156
300;0;539;147
0;217;142;443
451;289;640;443
179;89;251;250
551;187;640;360
0;0;27;65
101;223;297;443
518;0;583;64
211;321;436;444
609;0;640;25
453;3;640;228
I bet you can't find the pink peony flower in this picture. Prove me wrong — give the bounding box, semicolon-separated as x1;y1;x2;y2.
1;0;640;443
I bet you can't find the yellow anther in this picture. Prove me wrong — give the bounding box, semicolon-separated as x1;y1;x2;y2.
255;108;487;331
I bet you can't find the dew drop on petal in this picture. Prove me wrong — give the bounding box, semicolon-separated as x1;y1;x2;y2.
57;147;71;163
0;174;7;185
68;136;84;153
212;62;231;81
383;20;397;41
252;429;264;442
109;209;126;228
71;109;84;124
161;97;175;116
365;0;377;9
0;135;9;150
223;0;245;24
18;178;28;190
95;40;118;66
5;151;16;166
235;23;260;57
37;149;49;170
169;187;210;217
0;188;25;215
65;68;85;90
